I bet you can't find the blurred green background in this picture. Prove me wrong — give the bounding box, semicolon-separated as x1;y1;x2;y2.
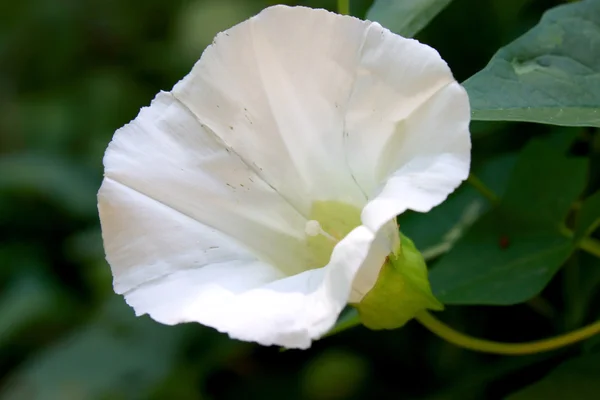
1;0;596;399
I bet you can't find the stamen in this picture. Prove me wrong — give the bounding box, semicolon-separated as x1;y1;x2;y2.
305;220;339;243
304;220;321;236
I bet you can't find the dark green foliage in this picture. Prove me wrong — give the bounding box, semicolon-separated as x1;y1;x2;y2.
430;139;588;304
465;0;600;127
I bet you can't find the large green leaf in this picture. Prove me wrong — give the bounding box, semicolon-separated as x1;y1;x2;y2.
501;139;587;227
430;139;588;305
430;213;574;304
464;0;600;127
366;0;453;38
507;352;600;400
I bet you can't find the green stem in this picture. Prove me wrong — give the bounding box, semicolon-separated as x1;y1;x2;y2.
328;309;600;355
337;0;350;15
416;311;600;355
561;226;600;258
467;174;499;205
580;236;600;258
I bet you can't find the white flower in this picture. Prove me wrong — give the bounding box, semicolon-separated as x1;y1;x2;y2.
98;5;470;349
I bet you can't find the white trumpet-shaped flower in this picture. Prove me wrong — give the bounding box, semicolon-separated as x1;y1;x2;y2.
98;5;471;349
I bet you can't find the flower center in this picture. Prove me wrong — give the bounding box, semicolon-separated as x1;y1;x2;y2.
304;200;362;269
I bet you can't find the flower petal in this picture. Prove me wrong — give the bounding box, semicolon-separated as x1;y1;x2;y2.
99;90;389;348
98;177;284;297
99;5;470;349
112;208;386;348
344;23;468;203
100;92;312;292
341;25;470;297
360;82;471;233
171;5;371;212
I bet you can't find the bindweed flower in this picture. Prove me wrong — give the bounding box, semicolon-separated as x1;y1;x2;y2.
98;5;470;349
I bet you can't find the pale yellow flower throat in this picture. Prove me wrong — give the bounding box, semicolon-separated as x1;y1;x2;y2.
304;201;362;269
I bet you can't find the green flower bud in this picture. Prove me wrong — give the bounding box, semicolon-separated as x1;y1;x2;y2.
352;232;443;330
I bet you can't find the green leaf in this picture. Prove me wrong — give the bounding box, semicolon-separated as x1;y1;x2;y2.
0;300;187;400
430;139;588;305
431;213;574;304
575;190;600;241
507;352;600;400
501;139;588;228
366;0;453;38
464;0;600;127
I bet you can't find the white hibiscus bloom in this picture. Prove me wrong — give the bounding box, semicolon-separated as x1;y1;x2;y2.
98;5;470;349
